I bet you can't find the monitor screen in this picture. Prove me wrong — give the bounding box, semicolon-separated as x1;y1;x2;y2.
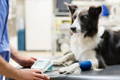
55;0;72;16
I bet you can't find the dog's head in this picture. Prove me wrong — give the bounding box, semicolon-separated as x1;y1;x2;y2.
66;3;102;37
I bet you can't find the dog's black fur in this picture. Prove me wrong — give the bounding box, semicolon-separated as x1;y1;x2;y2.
96;30;120;68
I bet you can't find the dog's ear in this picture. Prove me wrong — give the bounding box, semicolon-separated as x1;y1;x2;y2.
88;6;102;17
64;2;77;15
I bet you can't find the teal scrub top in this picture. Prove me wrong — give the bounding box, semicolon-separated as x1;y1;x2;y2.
0;0;10;80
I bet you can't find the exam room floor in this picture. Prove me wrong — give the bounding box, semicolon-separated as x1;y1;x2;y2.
10;51;63;67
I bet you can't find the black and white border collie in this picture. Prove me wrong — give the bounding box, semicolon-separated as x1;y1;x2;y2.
53;3;120;74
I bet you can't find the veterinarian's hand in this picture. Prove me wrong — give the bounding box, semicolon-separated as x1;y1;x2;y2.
10;46;37;67
18;56;37;67
16;69;50;80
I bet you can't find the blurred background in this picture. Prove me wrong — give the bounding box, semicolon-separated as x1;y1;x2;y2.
8;0;120;65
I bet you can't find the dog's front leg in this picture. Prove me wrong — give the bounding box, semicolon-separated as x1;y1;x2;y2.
90;59;99;70
90;59;104;71
59;63;80;74
90;55;106;71
53;52;75;66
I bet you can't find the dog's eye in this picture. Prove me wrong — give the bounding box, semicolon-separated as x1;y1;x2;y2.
73;15;77;20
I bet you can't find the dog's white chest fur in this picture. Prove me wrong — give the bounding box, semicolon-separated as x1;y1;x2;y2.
70;26;104;61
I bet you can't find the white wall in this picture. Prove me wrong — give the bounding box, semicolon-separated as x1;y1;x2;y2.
25;0;53;51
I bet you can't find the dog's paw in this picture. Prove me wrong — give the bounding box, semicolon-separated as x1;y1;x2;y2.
63;60;74;66
52;52;75;66
52;59;64;66
53;59;74;66
58;63;80;74
59;66;74;74
93;68;104;71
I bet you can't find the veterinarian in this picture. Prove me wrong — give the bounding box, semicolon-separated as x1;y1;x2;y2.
0;0;49;80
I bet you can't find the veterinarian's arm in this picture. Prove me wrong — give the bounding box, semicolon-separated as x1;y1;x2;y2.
10;45;37;67
0;56;19;79
0;56;49;80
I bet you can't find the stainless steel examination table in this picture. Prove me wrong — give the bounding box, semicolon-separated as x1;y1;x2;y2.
47;65;120;80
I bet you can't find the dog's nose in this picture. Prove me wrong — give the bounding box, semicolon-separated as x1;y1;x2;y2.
70;27;76;32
